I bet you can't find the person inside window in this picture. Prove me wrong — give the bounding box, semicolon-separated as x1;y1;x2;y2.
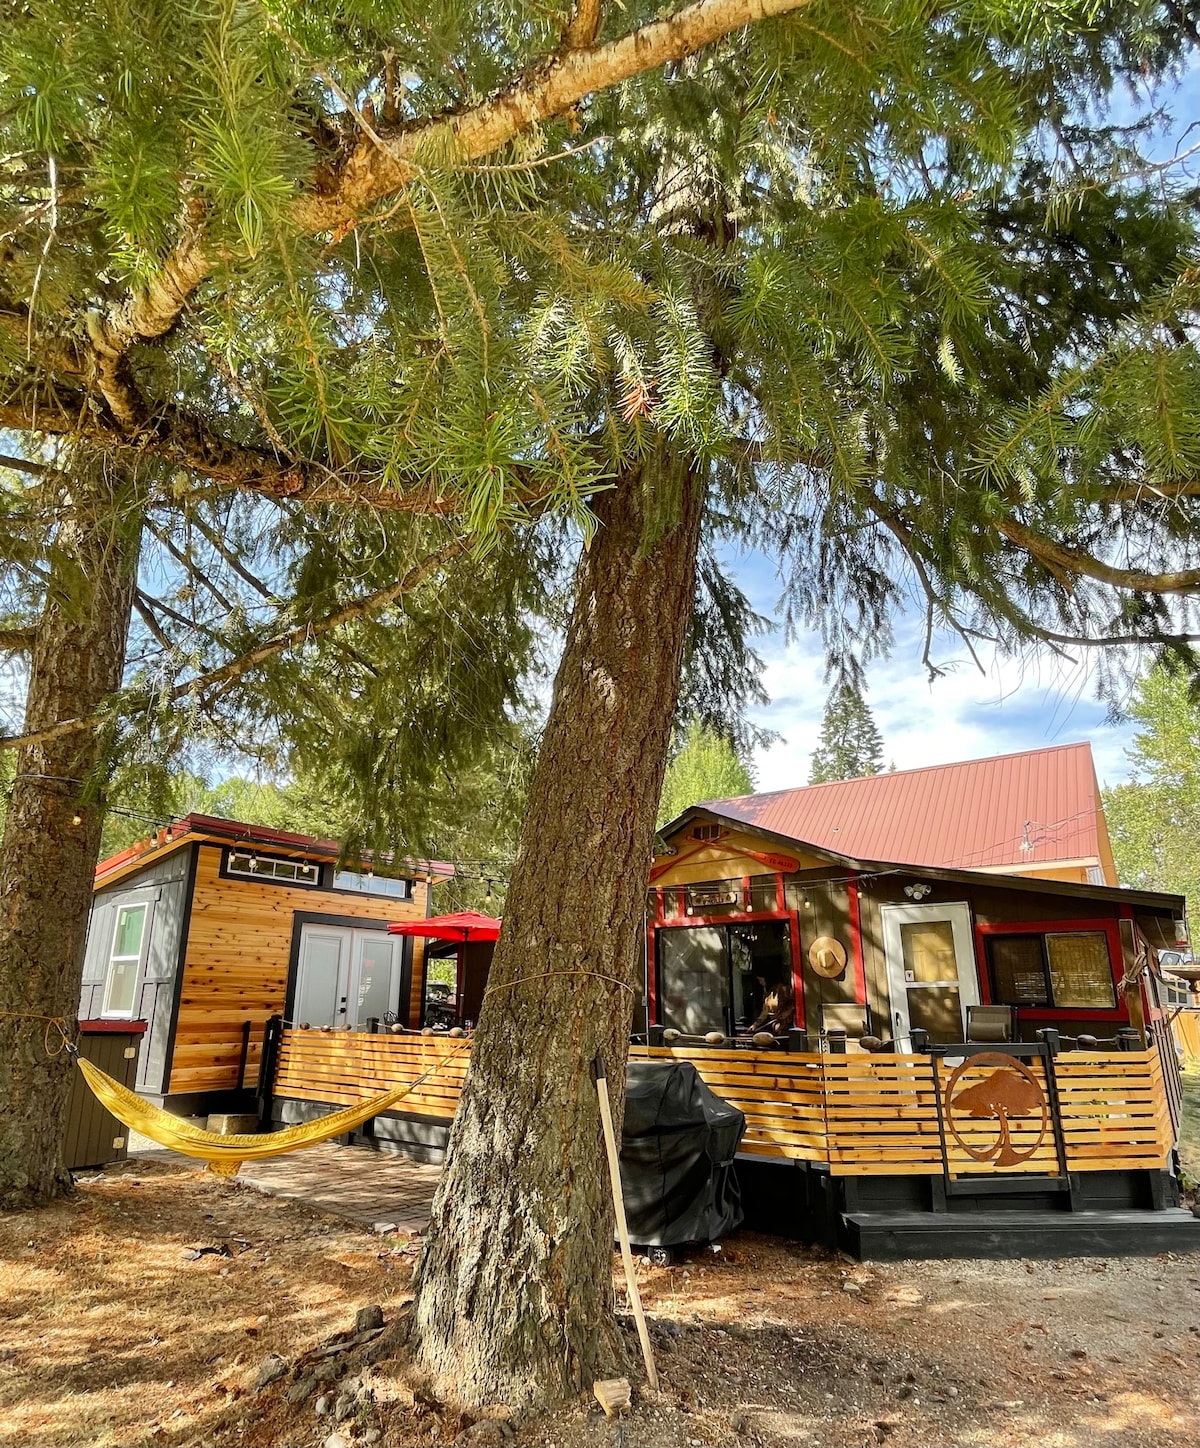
749;978;795;1036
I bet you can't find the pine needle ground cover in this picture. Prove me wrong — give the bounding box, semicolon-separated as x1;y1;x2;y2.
0;1161;1196;1448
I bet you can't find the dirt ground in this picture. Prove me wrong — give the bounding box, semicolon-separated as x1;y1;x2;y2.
3;1159;1198;1448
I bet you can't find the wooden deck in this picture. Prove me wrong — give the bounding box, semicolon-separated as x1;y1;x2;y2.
271;1028;1174;1180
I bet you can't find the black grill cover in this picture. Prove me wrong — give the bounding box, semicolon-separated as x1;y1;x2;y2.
619;1060;746;1247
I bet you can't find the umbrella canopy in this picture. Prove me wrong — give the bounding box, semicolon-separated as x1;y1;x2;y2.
388;910;502;942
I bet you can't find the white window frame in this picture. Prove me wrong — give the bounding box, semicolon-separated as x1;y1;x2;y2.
102;901;151;1018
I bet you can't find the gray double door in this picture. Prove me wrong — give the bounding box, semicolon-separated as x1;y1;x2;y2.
293;924;407;1028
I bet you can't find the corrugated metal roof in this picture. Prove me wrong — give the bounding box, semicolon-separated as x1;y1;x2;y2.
702;742;1106;872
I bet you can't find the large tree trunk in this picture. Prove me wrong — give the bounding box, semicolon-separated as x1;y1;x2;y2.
408;448;705;1406
0;455;141;1209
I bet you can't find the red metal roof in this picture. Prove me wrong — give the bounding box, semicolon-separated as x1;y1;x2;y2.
701;743;1110;874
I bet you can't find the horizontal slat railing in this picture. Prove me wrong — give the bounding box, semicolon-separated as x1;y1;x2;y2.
272;1029;1173;1176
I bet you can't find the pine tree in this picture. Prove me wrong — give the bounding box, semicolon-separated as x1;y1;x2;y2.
809;680;886;784
658;719;754;826
0;0;1198;1409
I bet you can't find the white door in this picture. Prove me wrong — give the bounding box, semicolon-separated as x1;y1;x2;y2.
295;926;351;1027
350;932;403;1025
294;925;404;1028
882;902;979;1046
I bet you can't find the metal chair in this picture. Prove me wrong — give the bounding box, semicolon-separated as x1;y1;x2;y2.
966;1004;1013;1043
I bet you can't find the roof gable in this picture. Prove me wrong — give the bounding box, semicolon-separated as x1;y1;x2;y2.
697;743;1111;877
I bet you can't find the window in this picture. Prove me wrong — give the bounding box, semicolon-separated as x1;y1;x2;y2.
227;850;321;887
987;930;1116;1010
1046;932;1117;1009
103;903;147;1016
989;935;1049;1005
332;870;412;900
690;824;721;842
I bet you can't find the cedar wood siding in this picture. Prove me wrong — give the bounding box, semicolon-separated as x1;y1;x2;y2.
166;843;429;1095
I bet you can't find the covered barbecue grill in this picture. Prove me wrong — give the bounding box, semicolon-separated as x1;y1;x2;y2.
619;1059;746;1263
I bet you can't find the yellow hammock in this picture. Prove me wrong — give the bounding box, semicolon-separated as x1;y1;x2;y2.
75;1053;448;1177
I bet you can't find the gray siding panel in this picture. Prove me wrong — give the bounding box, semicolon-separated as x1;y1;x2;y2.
80;850;191;1096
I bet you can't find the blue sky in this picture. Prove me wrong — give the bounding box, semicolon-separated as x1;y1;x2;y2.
722;543;1139;792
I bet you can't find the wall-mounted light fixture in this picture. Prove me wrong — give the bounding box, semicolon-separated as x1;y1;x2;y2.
903;882;932;900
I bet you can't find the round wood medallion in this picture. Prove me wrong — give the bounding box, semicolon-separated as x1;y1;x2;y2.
808;935;848;979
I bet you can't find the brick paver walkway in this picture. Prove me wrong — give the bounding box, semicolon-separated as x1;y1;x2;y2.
132;1140;440;1232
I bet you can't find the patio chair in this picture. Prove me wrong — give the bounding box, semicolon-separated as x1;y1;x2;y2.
966;1004;1013;1043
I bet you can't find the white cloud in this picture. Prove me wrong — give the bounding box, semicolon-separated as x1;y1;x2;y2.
734;562;1136;793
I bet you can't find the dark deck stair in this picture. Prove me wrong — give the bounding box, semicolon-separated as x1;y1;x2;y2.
843;1205;1200;1260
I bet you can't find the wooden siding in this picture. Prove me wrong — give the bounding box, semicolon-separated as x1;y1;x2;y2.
272;1031;1174;1178
64;1029;142;1169
167;845;429;1095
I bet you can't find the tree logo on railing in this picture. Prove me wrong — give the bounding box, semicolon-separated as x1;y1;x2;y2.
945;1053;1048;1168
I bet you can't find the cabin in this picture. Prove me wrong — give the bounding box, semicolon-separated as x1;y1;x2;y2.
643;743;1185;1049
262;743;1199;1257
81;815;450;1116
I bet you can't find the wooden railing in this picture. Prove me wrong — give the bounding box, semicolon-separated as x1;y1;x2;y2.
272;1028;1174;1179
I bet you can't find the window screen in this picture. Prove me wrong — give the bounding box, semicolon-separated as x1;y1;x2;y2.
989;935;1049;1005
1046;932;1116;1008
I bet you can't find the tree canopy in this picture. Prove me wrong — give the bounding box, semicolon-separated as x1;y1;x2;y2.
1104;662;1200;929
1;0;1199;1401
658;719;754;826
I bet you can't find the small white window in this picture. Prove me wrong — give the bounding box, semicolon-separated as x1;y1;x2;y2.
103;903;147;1016
227;851;321;887
332;870;411;900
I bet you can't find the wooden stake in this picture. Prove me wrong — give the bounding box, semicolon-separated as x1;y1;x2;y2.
594;1053;659;1391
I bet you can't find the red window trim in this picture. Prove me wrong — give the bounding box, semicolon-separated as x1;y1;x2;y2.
648;873;806;1030
974;916;1127;1020
847;869;866;1006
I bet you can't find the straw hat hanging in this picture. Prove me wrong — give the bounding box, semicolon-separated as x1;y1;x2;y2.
808;936;848;979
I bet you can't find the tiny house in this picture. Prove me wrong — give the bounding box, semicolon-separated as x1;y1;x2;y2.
81;815;450;1115
645;745;1184;1049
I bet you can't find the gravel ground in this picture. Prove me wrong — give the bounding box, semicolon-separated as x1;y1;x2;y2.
1;1160;1196;1448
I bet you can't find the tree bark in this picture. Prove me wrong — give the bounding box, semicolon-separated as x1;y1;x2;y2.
407;447;705;1406
0;455;141;1209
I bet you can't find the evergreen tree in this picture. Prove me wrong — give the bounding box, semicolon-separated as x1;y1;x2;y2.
0;0;1197;1409
1104;663;1200;929
809;680;886;783
658;719;753;826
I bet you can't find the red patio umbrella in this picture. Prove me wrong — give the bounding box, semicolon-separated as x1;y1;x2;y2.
389;912;502;1025
386;910;502;942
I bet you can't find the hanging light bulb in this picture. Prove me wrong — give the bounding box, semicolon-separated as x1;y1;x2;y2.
484;878;493;903
71;812;83;827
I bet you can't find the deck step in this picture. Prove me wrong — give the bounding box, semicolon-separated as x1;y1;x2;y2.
843;1206;1200;1261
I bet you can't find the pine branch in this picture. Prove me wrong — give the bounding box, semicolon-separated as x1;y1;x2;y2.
0;626;35;652
996;517;1200;594
563;0;605;49
0;536;470;753
0;393;559;520
79;0;818;376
